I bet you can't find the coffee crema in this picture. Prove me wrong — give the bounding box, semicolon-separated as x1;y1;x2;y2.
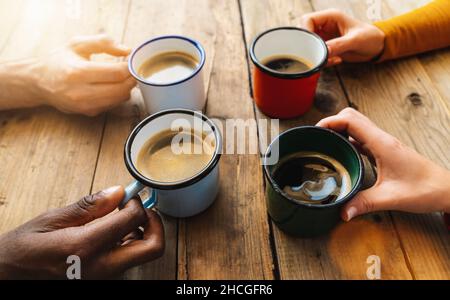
272;151;351;205
262;54;313;73
138;51;199;84
136;129;215;183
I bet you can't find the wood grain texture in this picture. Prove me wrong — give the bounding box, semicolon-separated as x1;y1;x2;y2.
240;0;412;279
0;0;128;233
176;0;274;280
1;0;448;280
382;0;450;280
311;0;450;279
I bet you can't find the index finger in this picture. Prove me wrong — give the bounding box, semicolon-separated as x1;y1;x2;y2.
316;108;385;148
300;9;345;41
79;61;131;83
82;198;148;252
70;34;131;58
99;210;165;274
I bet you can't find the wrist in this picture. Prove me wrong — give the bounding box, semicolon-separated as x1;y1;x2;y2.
0;58;46;109
427;164;450;213
438;170;450;213
369;24;386;62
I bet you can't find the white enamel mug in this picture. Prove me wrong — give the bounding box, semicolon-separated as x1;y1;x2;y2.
129;36;206;114
121;109;222;218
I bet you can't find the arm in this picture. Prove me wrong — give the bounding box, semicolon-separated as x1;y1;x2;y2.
301;0;450;66
317;108;450;221
374;0;450;61
0;59;45;109
0;35;136;116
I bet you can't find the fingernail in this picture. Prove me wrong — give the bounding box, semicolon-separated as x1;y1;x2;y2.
101;185;122;196
345;206;358;221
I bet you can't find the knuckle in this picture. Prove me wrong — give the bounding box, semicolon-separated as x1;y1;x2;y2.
131;204;147;223
340;107;357;116
122;200;146;224
384;136;403;150
65;66;85;82
65;89;83;103
147;235;165;258
76;195;95;213
112;67;129;80
59;228;90;256
360;194;374;213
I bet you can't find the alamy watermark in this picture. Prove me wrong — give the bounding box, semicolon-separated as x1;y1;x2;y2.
168;112;280;165
66;255;81;280
366;255;381;279
66;254;382;279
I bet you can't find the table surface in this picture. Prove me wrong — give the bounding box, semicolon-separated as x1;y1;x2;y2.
0;0;449;280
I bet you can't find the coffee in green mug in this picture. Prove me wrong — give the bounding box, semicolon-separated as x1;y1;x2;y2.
263;126;364;237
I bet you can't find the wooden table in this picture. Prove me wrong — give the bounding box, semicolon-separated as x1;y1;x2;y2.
0;0;448;280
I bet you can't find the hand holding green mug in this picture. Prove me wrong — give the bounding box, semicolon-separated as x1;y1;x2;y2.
317;108;450;221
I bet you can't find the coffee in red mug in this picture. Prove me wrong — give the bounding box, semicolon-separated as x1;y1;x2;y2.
249;27;328;119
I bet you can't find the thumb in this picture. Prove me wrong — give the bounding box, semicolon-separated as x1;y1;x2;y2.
341;187;382;221
326;35;355;58
70;34;131;58
42;186;125;229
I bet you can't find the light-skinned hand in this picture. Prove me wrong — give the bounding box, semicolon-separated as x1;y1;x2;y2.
317;108;450;221
0;34;136;116
301;9;386;66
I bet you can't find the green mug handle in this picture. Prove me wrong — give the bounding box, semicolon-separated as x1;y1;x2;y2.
120;180;157;209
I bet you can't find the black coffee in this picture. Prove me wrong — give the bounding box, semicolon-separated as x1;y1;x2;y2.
272;152;351;204
262;54;312;73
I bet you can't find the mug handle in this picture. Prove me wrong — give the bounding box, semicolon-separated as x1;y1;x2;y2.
120;180;157;209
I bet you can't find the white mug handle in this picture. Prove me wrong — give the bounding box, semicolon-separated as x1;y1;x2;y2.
120;180;157;209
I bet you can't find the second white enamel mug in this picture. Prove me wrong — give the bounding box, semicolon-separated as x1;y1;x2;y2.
120;109;222;218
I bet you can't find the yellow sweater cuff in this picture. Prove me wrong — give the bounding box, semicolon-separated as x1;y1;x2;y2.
373;0;450;62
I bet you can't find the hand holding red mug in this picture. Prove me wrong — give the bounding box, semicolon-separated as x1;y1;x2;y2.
300;9;386;66
250;27;328;118
317;108;450;221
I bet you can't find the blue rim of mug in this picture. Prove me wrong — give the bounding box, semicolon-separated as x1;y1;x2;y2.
249;27;328;79
128;35;206;87
124;109;222;190
263;126;364;209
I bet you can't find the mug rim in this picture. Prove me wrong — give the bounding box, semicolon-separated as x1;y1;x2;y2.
263;126;364;209
128;35;206;87
249;27;328;79
124;109;222;190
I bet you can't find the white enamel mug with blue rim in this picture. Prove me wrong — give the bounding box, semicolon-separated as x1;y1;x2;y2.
129;36;206;114
121;109;222;218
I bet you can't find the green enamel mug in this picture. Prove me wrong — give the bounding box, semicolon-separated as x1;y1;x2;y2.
263;126;364;237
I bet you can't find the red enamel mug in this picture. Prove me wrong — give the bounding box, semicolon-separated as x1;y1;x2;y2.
249;27;328;119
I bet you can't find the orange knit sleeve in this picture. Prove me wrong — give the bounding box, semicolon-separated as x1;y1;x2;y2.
373;0;450;62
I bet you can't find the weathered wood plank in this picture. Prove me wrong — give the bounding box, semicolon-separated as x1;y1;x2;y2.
383;0;450;280
176;0;274;279
0;0;128;233
93;0;274;280
91;0;192;280
312;0;450;279
240;0;412;279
